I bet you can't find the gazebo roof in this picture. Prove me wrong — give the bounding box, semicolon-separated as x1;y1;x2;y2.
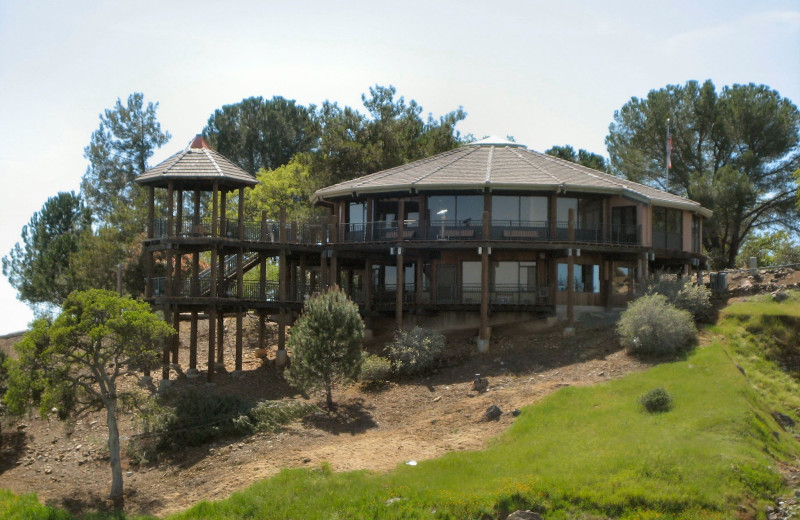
135;135;258;189
313;139;712;217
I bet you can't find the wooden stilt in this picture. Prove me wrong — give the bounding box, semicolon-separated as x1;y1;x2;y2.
480;210;490;346
171;310;180;365
207;307;216;382
567;208;576;327
396;250;404;330
235;311;243;372
189;311;198;370
216;311;225;366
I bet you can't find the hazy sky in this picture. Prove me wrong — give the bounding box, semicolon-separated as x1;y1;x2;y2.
1;0;798;334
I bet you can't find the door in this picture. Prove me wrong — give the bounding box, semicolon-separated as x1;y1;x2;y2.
611;206;637;244
437;265;457;303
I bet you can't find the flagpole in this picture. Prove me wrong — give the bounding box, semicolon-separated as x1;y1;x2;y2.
665;118;671;191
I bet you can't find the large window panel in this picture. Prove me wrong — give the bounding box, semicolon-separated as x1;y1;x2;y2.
520;196;548;222
492;195;519;223
456;195;483;223
428;195;455;220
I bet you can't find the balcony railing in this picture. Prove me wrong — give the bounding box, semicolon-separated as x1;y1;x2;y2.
150;217;655;249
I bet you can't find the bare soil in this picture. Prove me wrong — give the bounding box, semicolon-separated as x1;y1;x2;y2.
0;313;650;518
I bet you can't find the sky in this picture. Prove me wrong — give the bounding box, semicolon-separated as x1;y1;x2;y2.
0;0;798;334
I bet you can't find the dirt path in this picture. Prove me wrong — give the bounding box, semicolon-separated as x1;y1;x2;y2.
0;318;649;517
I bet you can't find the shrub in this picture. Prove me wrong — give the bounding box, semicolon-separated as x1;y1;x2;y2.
287;287;365;409
640;387;673;413
388;327;446;377
617;294;697;356
645;275;712;322
359;354;392;382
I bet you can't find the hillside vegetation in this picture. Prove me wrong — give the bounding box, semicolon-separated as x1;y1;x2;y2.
4;293;800;519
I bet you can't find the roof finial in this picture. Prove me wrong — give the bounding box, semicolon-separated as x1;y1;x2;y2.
187;134;211;150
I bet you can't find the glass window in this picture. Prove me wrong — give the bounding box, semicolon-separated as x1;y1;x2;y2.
494;262;519;286
556;198;578;222
520;196;548;223
557;263;600;293
462;261;481;285
492;195;519;223
428;195;455;221
613;266;633;294
348;202;365;224
456;195;483;223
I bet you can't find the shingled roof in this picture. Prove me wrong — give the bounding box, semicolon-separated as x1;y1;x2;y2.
313;137;712;217
135;135;258;189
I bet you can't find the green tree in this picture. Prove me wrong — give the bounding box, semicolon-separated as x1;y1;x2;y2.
203;96;319;174
81;93;171;231
545;144;608;172
306;85;466;188
2;192;91;313
241;158;316;221
3;290;175;500
606;80;800;268
287;287;365;410
736;230;800;267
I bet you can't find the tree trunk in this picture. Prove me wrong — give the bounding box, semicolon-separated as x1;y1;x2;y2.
105;398;124;500
326;385;334;410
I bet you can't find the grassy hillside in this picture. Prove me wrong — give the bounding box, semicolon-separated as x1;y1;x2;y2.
4;293;800;519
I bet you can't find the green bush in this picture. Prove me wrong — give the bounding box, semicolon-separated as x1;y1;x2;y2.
617;294;697;356
359;354;392;382
389;326;446;377
640;387;673;413
287;287;365;409
645;275;712;322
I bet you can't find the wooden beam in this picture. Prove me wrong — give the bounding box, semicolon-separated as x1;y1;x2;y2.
567;208;575;327
189;311;198;370
216;310;225;366
396;250;404;330
235;311;243;372
237;187;245;240
480;210;490;341
207;307;216;382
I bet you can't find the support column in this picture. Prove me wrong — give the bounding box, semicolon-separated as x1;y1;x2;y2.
566;208;576;330
277;237;288;367
216;311;225;368
188;311;199;377
234;311;243;375
167;181;174;238
300;255;307;298
207;307;216;383
176;190;183;235
330;254;338;288
604;260;613;311
479;210;490;351
237;187;245;240
258;311;266;350
415;256;423;305
211;182;219;237
145;185;154;298
549;193;558;240
395;248;404;330
171;310;180;365
220;189;227;238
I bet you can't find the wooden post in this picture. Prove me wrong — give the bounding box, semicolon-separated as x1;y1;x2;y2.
604;259;613;311
278;234;288;364
397;199;405;242
167;180;174;238
193;189;201;234
237;187;245;240
480;210;490;344
145;250;153;299
418;194;427;240
483;192;491;240
171;310;180;365
220;189;227;238
207;307;216;382
189;311;198;371
396;248;404;330
211;182;219;238
567;208;576;327
235;311;243;373
549;193;558;240
176;190;183;235
415;256;423;305
320;255;328;290
216;311;224;366
147;185;155;238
